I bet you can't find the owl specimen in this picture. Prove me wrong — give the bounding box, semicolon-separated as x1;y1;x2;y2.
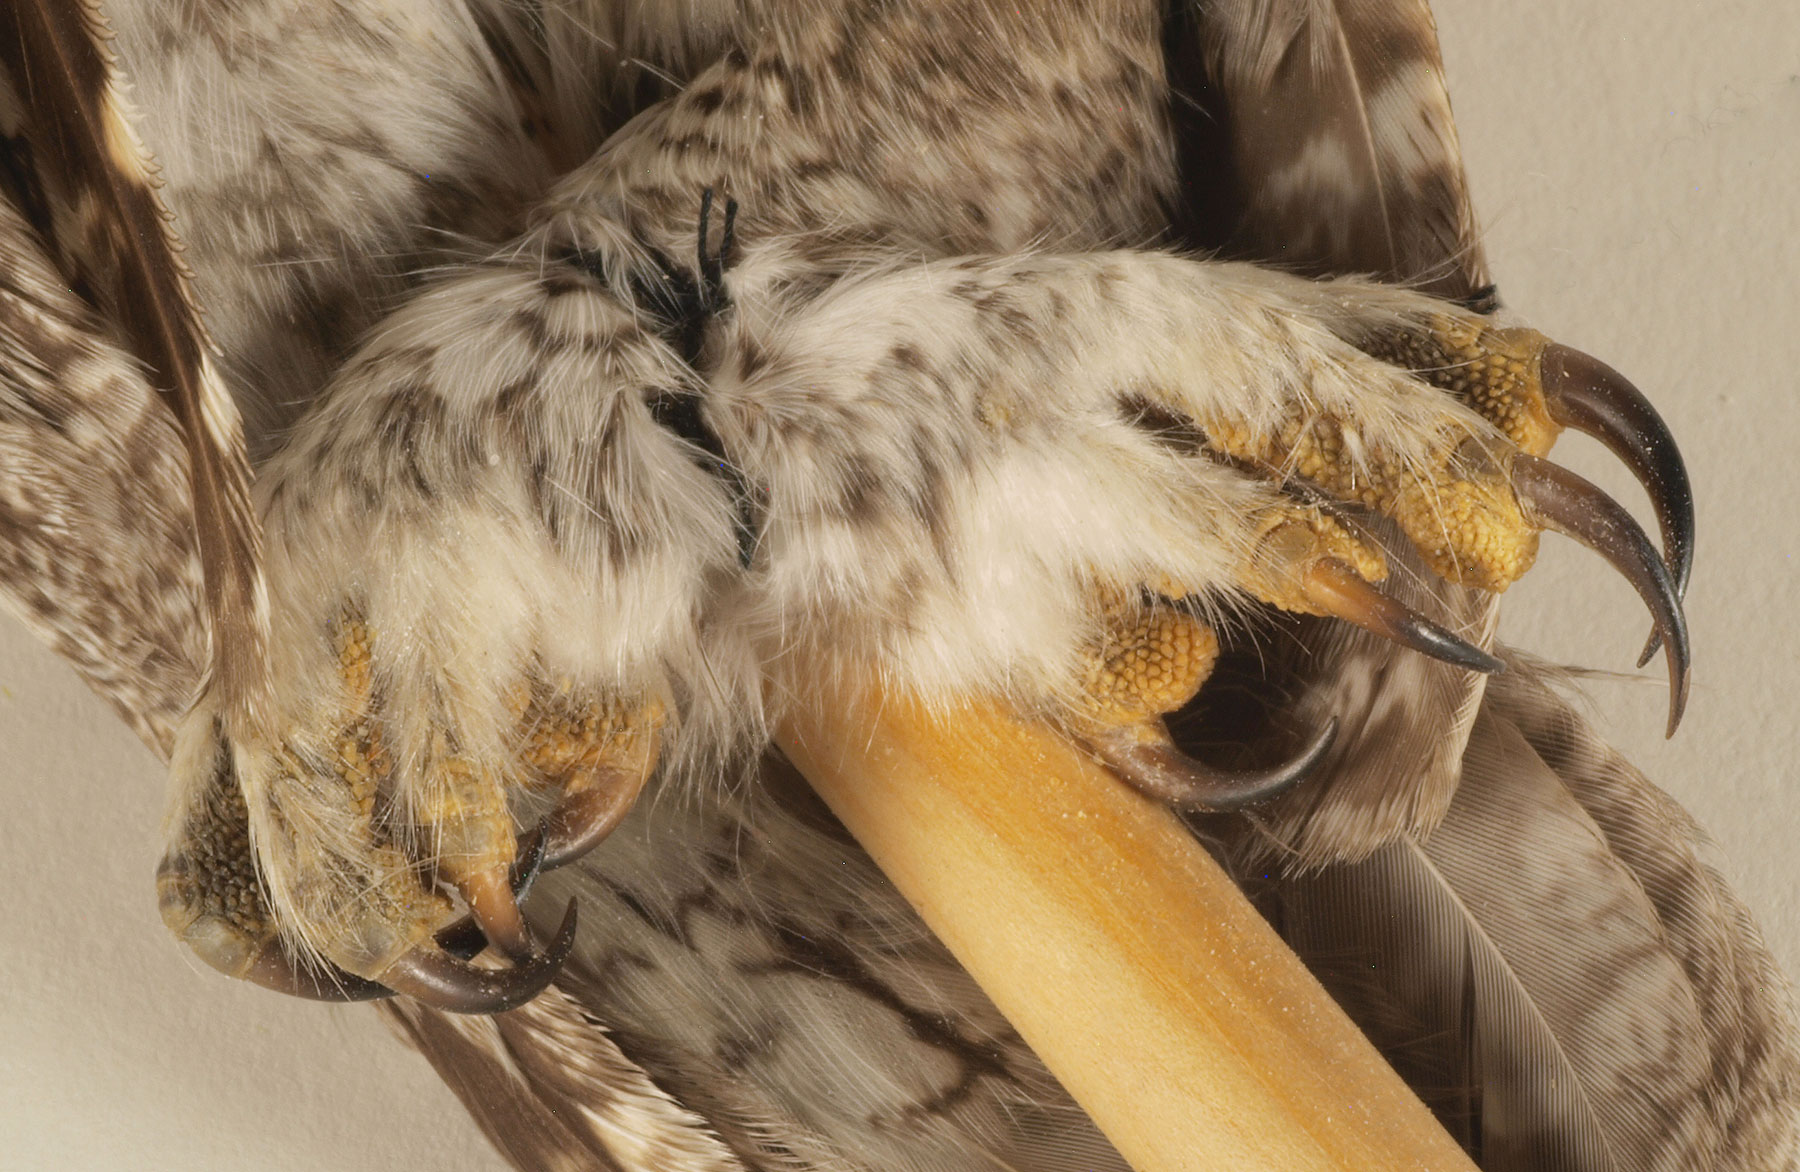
3;0;1798;1168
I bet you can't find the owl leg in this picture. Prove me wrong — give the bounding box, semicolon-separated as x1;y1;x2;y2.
159;258;745;1010
710;250;1688;805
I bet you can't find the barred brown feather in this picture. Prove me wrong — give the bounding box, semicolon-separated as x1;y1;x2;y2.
1180;2;1798;1164
1237;661;1800;1169
387;982;750;1172
0;185;202;751
1193;0;1489;296
0;0;266;726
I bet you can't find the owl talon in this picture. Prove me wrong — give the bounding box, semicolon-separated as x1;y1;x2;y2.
164;881;403;1004
236;939;395;1003
1071;596;1321;809
507;828;548;903
1539;343;1693;594
1301;559;1504;674
379;899;578;1015
1512;454;1690;733
539;774;651;870
1536;343;1694;665
1089;717;1338;811
455;867;534;959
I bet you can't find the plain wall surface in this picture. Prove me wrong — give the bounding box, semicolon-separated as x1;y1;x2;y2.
2;3;1796;1168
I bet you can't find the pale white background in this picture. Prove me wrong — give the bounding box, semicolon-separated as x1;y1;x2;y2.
2;3;1796;1168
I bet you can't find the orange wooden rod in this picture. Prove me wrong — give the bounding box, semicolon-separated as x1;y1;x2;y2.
779;688;1476;1172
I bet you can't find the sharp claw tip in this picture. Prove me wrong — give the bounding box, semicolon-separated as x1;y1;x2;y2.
1310;714;1341;751
383;898;578;1015
549;897;580;952
1304;559;1501;674
1514;454;1690;730
511;827;548;899
1446;637;1507;676
1539;343;1695;608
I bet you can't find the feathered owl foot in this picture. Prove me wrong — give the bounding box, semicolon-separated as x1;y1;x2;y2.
156;256;747;1010
158;660;662;1011
696;252;1692;816
899;264;1692;806
1080;371;1686;810
154;244;1691;1012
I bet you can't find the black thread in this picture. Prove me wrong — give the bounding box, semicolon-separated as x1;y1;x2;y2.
558;190;761;565
1460;283;1501;315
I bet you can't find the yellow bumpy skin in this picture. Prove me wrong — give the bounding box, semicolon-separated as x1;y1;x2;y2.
157;763;277;976
1079;588;1221;730
1363;318;1564;457
519;684;666;800
1197;312;1561;593
1068;579;1339;812
1238;508;1388;616
1073;505;1415;749
332;619;388;822
1201;415;1535;592
334;615;510;913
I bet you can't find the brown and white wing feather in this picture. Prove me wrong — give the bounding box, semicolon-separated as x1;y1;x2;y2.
1175;3;1800;1164
387;983;752;1172
1240;660;1800;1170
0;176;203;752
1188;0;1488;297
1493;665;1800;1169
0;0;266;727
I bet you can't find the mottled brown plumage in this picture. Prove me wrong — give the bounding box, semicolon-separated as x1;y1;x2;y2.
1;1;1793;1169
0;190;202;750
1;0;265;727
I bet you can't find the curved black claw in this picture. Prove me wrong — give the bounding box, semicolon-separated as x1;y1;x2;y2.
433;780;624;965
539;776;648;870
1090;717;1338;812
436;832;550;960
381;899;578;1014
240;945;394;1003
1513;454;1691;735
1302;559;1505;674
1539;344;1694;663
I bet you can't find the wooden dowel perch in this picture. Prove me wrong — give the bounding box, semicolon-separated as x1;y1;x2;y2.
778;686;1478;1172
